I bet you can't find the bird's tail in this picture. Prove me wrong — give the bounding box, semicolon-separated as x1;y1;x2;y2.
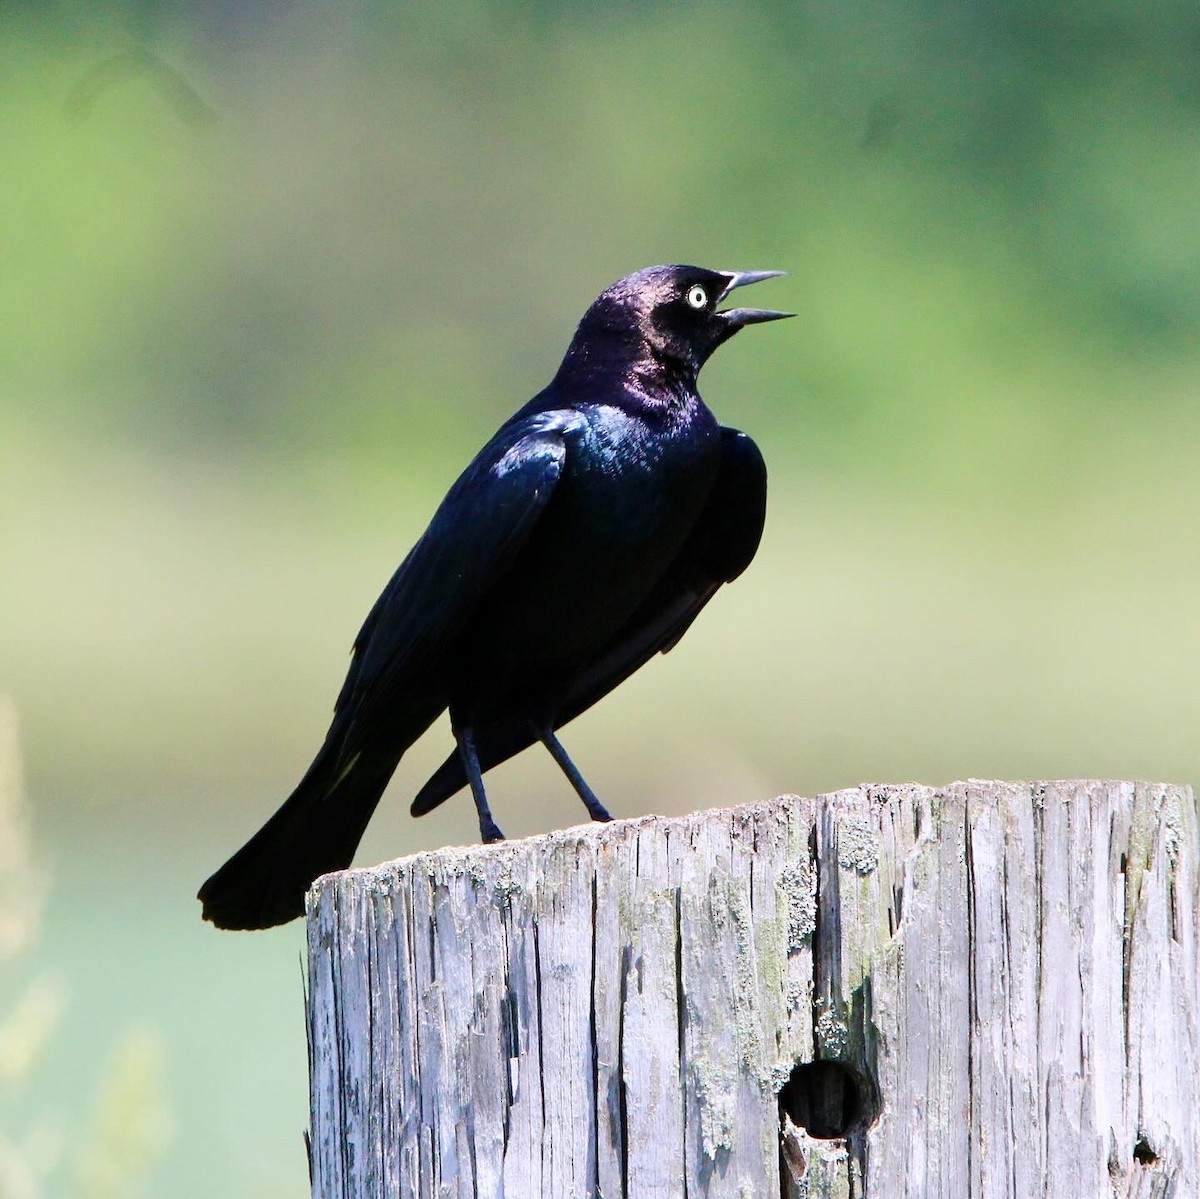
198;741;400;930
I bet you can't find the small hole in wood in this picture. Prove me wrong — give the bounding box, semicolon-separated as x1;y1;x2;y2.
1133;1138;1158;1166
778;1060;865;1139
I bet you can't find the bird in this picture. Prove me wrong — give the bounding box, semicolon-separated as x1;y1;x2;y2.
198;264;791;930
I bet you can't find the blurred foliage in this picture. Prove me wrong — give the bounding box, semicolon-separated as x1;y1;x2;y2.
0;702;43;961
0;705;171;1199
75;1032;172;1199
3;1;1199;467
1;3;1199;1195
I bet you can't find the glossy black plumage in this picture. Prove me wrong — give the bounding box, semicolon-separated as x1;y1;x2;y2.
199;265;790;929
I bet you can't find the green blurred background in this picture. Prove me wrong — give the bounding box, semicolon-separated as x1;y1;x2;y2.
2;1;1199;1193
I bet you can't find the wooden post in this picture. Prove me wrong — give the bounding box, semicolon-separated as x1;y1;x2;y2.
306;780;1200;1196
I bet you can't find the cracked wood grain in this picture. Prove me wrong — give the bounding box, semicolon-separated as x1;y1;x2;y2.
307;781;1199;1197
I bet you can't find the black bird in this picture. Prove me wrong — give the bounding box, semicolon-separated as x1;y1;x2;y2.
199;265;790;929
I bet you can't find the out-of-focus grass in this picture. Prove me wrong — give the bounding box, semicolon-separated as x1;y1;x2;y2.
76;1031;172;1199
0;706;172;1199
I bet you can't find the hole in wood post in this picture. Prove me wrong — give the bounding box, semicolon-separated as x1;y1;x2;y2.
1133;1137;1159;1166
777;1060;867;1140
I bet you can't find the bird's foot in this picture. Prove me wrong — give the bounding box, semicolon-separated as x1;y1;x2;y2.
479;819;506;843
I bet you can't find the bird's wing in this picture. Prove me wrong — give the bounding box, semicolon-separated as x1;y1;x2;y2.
410;424;766;814
331;414;572;749
558;425;766;701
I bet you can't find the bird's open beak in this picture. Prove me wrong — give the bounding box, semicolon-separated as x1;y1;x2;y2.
715;270;794;326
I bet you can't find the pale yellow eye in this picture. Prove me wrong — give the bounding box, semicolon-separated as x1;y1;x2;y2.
686;284;707;309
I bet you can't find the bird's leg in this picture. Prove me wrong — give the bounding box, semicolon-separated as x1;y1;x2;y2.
534;724;613;823
453;724;505;843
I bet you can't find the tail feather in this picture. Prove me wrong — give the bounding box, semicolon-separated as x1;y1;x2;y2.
198;744;399;930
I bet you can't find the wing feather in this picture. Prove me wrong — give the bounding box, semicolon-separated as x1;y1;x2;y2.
331;417;571;754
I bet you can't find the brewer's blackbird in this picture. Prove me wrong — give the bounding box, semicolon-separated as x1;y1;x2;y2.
199;264;790;929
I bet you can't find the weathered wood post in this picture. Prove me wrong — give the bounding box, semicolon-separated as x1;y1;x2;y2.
306;780;1199;1196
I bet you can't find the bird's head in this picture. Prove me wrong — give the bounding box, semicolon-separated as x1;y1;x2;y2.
565;265;792;384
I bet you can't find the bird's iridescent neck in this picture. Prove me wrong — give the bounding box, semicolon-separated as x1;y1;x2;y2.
554;339;697;412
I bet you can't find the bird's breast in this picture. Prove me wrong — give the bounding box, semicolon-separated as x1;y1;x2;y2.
556;402;719;549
